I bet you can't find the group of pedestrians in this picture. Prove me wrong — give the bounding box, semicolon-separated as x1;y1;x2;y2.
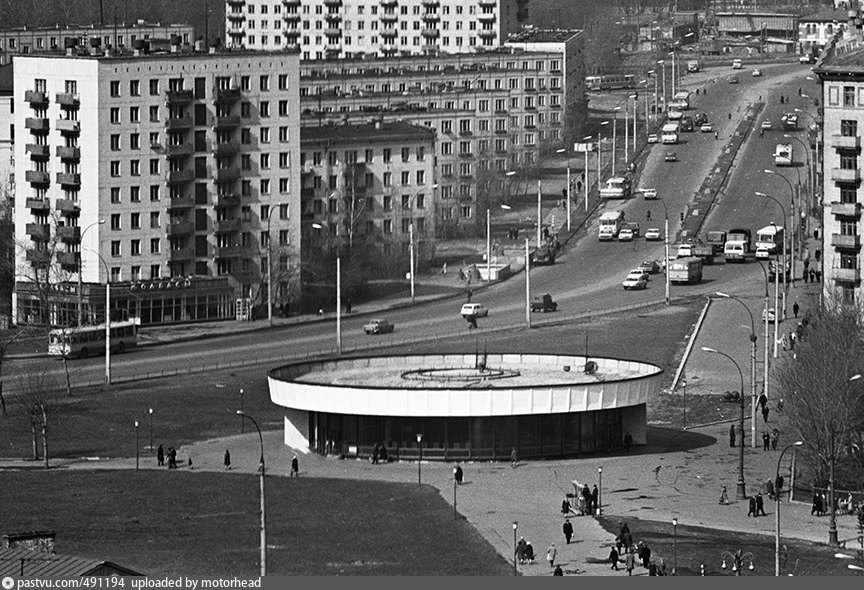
747;492;768;517
156;444;179;469
607;521;667;576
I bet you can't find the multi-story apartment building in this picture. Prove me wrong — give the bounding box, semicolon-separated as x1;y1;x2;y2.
300;121;437;265
225;0;528;60
799;9;849;57
12;45;301;326
0;21;195;66
299;29;585;230
0;72;12;195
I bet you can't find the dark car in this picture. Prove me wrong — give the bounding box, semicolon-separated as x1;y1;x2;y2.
531;293;558;313
531;247;556;265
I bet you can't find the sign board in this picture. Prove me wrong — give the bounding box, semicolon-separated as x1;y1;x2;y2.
574;142;596;153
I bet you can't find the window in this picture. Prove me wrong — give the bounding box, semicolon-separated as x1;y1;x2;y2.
129;107;140;123
260;179;271;195
460;205;472;219
401;171;410;185
130;160;141;176
129;80;140;96
130;133;140;150
149;79;159;95
131;266;141;281
130;212;141;229
110;187;121;204
110;214;122;230
150;264;160;278
416;170;425;184
130;186;141;203
260;101;270;117
110;240;121;256
401;147;410;162
110;134;121;151
260;153;270;169
278;74;289;90
279;152;289;168
241;76;251;91
383;148;392;162
279;126;289;142
841;120;858;137
383;219;392;234
150;186;160;202
840;150;858;170
150;159;160;175
110;108;120;124
110;161;121;177
260;128;270;143
241;102;252;118
149;106;159;123
130;239;141;256
150;238;161;254
110;80;120;97
150;212;160;228
260;75;270;91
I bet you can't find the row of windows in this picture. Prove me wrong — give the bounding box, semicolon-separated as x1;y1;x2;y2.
242;34;497;49
108;157;294;179
3;32;191;52
300;146;426;166
103;102;291;125
107;203;290;230
236;3;493;16
303;78;562;98
302;58;561;77
107;74;292;98
245;18;493;31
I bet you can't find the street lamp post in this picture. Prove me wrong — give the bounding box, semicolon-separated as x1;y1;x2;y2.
755;192;785;358
776;441;804;576
644;193;671;305
336;256;342;355
612;106;621;175
239;388;245;433
599;121;609;190
702;347;747;499
536;180;542;248
721;550;755;576
794;106;821;209
525;238;531;328
658;60;666;115
512;522;518;576
237;410;266;576
597;466;603;516
755;260;772;404
407;184;438;296
416;433;423;486
715;292;759;449
83;246;111;384
784;134;812;234
264;204;286;328
764;170;796;292
148;408;153;451
487;204;511;282
672;518;678;575
134;421;139;471
77;219;106;326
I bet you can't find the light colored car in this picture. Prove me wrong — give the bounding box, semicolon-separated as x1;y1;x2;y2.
461;303;488;318
648;133;659;144
728;75;739;84
700;123;713;133
762;308;777;323
665;151;678;162
628;268;650;282
755;247;771;259
645;228;662;241
642;188;658;200
761;120;772;130
364;318;395;335
618;228;634;242
752;68;762;77
639;259;661;274
622;274;648;290
668;110;683;120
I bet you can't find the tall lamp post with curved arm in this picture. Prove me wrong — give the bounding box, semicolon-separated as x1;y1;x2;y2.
783;133;812;232
83;246;112;384
649;194;671;306
237;410;266;576
77;219;106;326
408;184;438;300
794;106;821;209
715;292;758;448
754;260;772;405
763;170;797;288
755;191;787;357
264;203;287;327
776;440;804;575
702;347;747;499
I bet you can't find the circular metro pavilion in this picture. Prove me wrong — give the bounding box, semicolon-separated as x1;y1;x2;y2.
268;353;663;461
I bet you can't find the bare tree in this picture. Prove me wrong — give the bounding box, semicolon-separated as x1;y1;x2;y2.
17;360;63;468
775;303;864;491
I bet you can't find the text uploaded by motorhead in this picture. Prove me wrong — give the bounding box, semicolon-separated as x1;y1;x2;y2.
3;578;262;590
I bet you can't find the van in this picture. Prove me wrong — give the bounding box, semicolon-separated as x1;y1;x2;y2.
732;59;743;69
724;241;746;262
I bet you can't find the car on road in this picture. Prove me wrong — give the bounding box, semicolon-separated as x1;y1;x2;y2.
642;188;658;200
461;303;488;318
638;260;661;274
755;247;771;259
664;151;678;162
728;75;739;84
618;228;634;242
700;123;713;133
645;228;662;241
761;120;772;130
622;273;648;290
762;308;778;323
364;318;395;335
752;68;762;77
530;293;558;313
668;110;683;120
648;133;659;144
627;268;650;282
800;54;815;64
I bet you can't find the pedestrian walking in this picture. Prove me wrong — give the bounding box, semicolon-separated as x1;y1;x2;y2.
553;565;564;576
793;302;800;318
762;404;770;423
547;543;557;568
623;431;633;452
510;448;518;468
466;315;478;329
639;543;651;568
771;429;779;451
719;485;729;505
345;298;352;314
780;333;788;351
608;546;620;570
442;262;447;276
756;492;766;516
592;484;599;515
516;537;526;563
789;331;796;350
224;449;231;470
748;495;757;517
157;444;164;467
812;491;821;515
809;268;816;282
625;548;636;576
454;464;463;484
563;518;573;544
729;424;736;448
758;393;768;410
561;497;571;515
291;455;299;477
714;131;719;140
763;431;771;451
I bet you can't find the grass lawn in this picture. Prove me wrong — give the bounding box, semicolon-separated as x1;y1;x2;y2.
0;470;512;576
596;515;854;576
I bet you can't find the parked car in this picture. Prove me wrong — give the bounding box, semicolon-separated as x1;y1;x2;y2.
642;188;658;200
618;228;634;242
752;68;762;77
755;247;771;259
531;246;556;265
761;120;772;130
728;75;739;84
364;318;395;335
530;293;558;313
622;274;648;290
638;259;661;274
645;228;662;241
627;268;650;282
700;123;713;133
461;303;488;318
665;151;678;162
648;133;659;144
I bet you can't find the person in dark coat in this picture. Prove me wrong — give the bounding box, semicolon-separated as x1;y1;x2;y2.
623;431;633;452
609;546;620;570
793;302;800;318
756;492;766;516
224;449;231;470
372;443;380;464
730;424;736;447
748;495;757;517
454;464;463;484
771;429;779;451
763;431;771;451
762;405;770;423
561;498;571;515
639;543;651;569
563;518;573;544
157;444;164;467
812;491;821;515
592;484;599;515
649;562;658;576
291;455;299;477
379;445;388;462
553;565;563;576
625;548;636;576
582;485;593;515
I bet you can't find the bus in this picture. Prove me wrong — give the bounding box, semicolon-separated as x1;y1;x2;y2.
598;210;626;240
585;74;636;91
661;122;680;144
48;320;138;358
755;225;784;258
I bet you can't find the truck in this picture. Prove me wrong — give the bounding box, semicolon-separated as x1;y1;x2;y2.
600;176;632;200
781;113;798;130
661;122;680;144
755;225;784;257
598;210;625;240
724;228;752;262
732;58;743;69
705;230;727;256
677;241;715;264
530;293;558;312
669;257;703;284
774;143;793;166
687;60;700;73
621;221;641;237
680;115;694;132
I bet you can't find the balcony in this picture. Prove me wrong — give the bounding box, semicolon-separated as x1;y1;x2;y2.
282;29;301;39
831;168;861;183
478;0;496;5
56;93;80;108
166;89;194;104
167;169;195;184
832;233;861;249
227;12;246;21
325;28;343;37
26;223;50;241
325;13;343;22
324;0;343;5
26;144;50;159
282;0;301;6
214;141;240;155
228;0;246;5
283;12;301;23
832;267;861;282
26;249;52;266
166;222;195;236
56;146;81;161
25;118;50;133
422;12;440;22
831;134;860;150
56;199;81;215
56;172;81;188
478;28;497;38
56;119;81;135
25;90;48;106
214;87;242;104
216;166;241;182
165;142;194;157
215;245;243;258
380;0;397;5
166;116;194;130
214;115;241;128
459;130;473;137
216;218;242;233
478;12;496;21
57;251;79;268
831;202;862;217
216;193;241;207
380;12;398;22
26;198;51;212
169;246;196;260
422;28;440;38
228;29;246;39
422;0;440;5
166;195;195;209
25;170;50;185
56;225;81;242
382;44;398;53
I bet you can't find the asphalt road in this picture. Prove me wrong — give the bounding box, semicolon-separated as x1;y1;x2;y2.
4;62;818;391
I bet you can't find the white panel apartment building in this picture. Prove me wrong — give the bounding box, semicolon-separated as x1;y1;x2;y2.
13;47;301;326
225;0;528;60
